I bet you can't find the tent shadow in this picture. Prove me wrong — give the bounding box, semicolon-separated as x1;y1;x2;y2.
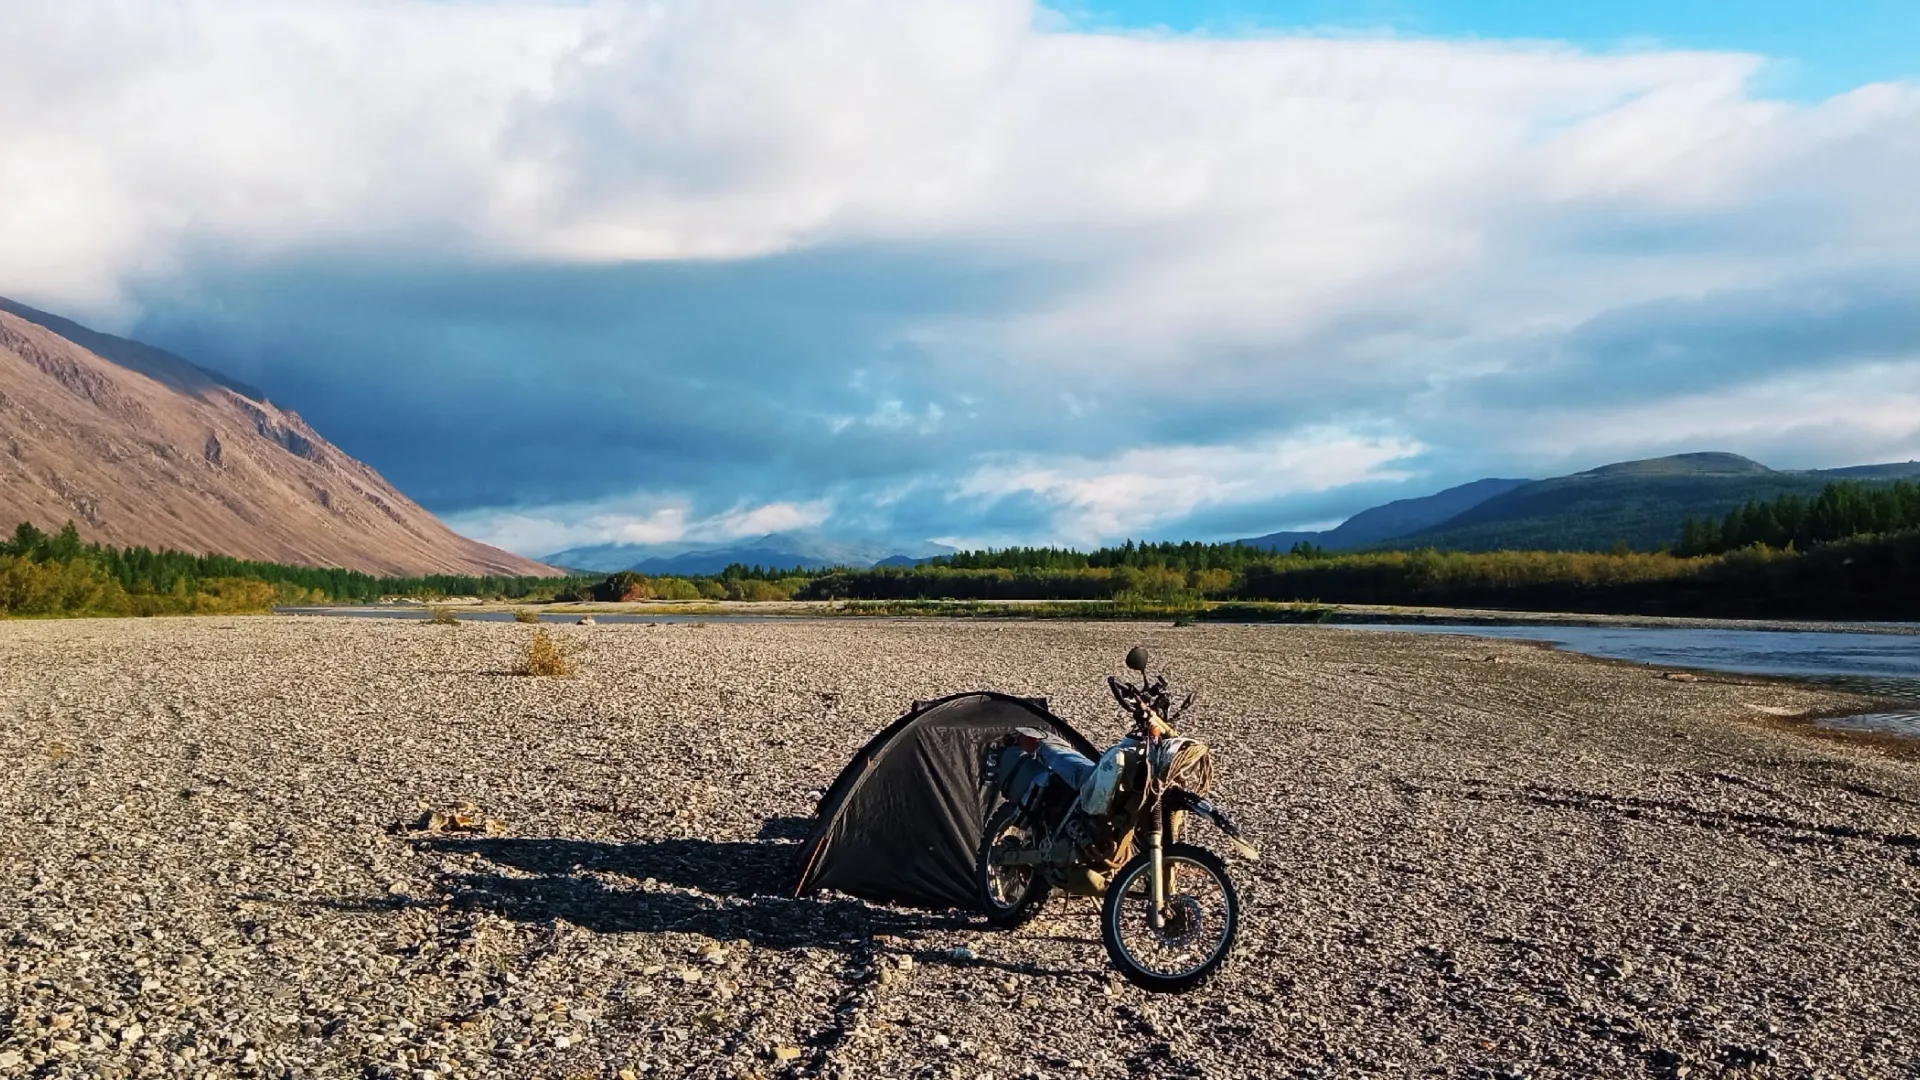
399;833;989;957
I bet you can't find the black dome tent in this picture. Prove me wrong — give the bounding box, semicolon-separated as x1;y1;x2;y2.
793;692;1100;909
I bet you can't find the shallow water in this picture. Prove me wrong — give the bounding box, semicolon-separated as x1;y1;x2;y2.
1339;622;1920;736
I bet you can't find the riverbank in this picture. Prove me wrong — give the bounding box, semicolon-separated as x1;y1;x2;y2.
281;598;1920;636
4;618;1917;1077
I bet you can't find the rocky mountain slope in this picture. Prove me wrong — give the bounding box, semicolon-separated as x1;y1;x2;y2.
0;298;554;577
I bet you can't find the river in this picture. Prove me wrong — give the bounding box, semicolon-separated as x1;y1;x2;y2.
1337;623;1920;737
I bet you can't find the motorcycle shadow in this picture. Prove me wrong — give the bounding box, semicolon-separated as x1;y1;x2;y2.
353;824;1081;976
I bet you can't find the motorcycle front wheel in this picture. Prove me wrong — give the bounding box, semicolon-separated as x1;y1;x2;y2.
1100;842;1239;992
976;802;1052;928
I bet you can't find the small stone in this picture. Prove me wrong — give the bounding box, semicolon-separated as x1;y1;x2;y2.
120;1023;144;1044
0;1051;20;1069
946;946;978;962
619;1070;639;1080
933;1033;951;1048
775;1046;803;1062
553;1035;570;1050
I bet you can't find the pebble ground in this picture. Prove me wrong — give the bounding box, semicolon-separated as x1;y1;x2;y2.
2;616;1917;1080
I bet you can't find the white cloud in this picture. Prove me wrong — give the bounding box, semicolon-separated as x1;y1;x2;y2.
953;428;1422;545
6;1;1916;337
1496;358;1920;469
445;494;833;556
706;500;835;537
5;0;1919;542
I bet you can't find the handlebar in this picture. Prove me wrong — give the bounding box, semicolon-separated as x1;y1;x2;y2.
1110;674;1175;739
1109;650;1196;740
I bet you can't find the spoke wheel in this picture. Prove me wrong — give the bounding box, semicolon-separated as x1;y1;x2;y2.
976;802;1051;928
1100;842;1239;992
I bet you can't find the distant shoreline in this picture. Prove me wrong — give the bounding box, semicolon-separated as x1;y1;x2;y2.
275;599;1920;636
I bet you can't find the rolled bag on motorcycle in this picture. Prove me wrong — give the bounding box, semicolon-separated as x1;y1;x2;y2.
983;730;1215;895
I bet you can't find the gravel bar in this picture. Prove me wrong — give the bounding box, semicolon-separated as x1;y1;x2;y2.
3;617;1917;1079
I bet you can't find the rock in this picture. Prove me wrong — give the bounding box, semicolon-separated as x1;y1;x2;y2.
775;1046;803;1062
0;1051;19;1069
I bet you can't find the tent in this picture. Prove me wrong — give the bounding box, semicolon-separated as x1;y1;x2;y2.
792;691;1101;909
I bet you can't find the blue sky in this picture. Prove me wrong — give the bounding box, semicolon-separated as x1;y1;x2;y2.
2;0;1917;558
1080;0;1918;100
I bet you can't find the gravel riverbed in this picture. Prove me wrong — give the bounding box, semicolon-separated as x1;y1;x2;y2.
2;617;1917;1080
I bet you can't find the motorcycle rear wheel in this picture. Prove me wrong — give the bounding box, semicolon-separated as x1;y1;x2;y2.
1100;842;1239;992
976;802;1052;928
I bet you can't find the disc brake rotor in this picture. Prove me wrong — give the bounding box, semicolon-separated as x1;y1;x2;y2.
1152;895;1205;947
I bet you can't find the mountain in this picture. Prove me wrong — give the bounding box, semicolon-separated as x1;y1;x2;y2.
1816;461;1920;479
1238;477;1531;551
0;297;555;577
543;532;957;575
1403;452;1912;552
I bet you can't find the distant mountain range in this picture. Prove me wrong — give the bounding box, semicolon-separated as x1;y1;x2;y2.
544;533;957;574
1238;477;1531;551
0;297;555;576
1239;451;1920;554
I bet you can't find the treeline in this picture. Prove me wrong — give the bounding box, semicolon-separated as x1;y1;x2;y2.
585;569;813;602
2;521;600;617
800;535;1919;619
3;522;283;617
938;539;1326;572
799;550;1690;605
1677;480;1920;556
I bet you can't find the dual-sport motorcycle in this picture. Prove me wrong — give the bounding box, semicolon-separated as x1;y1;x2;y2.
977;647;1259;991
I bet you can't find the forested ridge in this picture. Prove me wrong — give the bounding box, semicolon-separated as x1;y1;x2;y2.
1677;480;1920;556
0;522;597;617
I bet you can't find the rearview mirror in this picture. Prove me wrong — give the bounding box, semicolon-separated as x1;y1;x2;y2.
1125;646;1150;673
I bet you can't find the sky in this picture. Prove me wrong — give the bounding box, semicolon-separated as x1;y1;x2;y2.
2;0;1918;557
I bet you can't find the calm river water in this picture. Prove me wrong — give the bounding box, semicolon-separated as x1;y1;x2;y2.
1338;623;1920;736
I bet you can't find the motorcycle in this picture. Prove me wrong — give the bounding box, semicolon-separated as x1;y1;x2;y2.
977;647;1258;991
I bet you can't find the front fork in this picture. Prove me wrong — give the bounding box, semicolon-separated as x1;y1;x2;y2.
1146;799;1167;930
